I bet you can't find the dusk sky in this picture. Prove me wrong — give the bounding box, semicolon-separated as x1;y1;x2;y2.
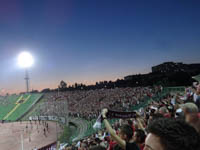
0;0;200;94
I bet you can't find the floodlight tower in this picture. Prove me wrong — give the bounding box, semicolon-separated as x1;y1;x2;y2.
25;69;29;93
18;51;34;93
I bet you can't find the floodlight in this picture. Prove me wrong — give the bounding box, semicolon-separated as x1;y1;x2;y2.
18;51;34;68
17;51;34;93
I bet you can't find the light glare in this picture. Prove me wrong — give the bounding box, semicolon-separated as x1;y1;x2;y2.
18;51;34;68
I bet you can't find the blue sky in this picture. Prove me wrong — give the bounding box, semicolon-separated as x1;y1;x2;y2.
0;0;200;93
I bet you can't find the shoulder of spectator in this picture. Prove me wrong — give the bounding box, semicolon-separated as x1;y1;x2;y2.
103;119;126;149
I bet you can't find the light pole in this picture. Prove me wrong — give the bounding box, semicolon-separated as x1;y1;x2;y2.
18;51;34;93
25;69;30;93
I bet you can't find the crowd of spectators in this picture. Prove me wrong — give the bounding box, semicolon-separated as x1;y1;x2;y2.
61;84;200;150
42;87;161;120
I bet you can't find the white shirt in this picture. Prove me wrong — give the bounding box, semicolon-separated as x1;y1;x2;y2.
193;93;198;102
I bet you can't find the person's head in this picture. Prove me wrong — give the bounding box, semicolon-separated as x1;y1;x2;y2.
145;118;200;150
148;113;163;124
118;124;133;142
181;103;199;123
133;129;146;144
80;141;88;150
89;146;106;150
151;113;163;120
158;106;169;115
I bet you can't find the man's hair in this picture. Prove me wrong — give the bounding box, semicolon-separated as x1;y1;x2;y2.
151;113;163;120
90;146;106;150
120;124;133;141
181;102;198;113
147;118;200;150
135;129;146;144
159;106;169;114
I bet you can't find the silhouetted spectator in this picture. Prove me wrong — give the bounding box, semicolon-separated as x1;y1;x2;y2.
146;118;200;150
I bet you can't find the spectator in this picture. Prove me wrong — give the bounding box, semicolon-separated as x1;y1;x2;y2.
101;108;139;150
150;113;163;121
194;84;200;110
145;118;200;150
181;102;200;134
158;106;171;118
89;145;106;150
42;87;156;120
133;129;146;150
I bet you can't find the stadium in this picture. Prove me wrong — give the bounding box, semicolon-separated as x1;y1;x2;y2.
0;69;200;149
1;1;200;150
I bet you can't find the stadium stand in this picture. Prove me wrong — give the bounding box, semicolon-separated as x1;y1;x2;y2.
0;94;20;120
60;85;200;150
2;85;200;150
0;93;43;121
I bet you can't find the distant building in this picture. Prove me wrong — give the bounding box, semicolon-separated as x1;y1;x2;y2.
151;62;200;73
124;61;200;83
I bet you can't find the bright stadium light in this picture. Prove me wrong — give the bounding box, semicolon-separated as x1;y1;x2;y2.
18;51;34;68
17;51;34;93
